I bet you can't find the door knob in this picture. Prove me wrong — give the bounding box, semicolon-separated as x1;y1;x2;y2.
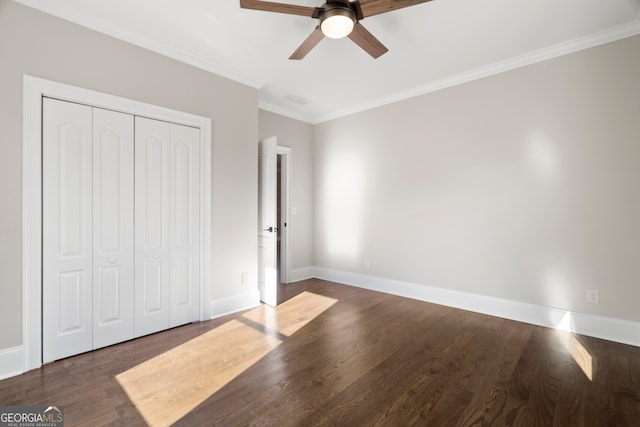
263;226;278;232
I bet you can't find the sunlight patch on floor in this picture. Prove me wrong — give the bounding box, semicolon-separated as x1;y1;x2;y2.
554;312;594;381
115;291;337;426
565;334;594;381
243;291;338;336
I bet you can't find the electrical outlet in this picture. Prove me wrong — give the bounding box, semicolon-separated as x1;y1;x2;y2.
586;289;600;304
242;272;249;285
364;259;371;271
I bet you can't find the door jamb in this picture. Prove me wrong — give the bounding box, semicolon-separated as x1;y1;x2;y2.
22;75;212;372
276;146;292;284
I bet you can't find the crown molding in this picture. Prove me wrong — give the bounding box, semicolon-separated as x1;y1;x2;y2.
12;0;265;89
313;16;640;124
258;100;316;124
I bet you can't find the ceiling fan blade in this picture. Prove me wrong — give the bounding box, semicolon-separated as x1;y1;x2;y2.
347;23;388;58
240;0;317;17
289;26;325;60
358;0;433;18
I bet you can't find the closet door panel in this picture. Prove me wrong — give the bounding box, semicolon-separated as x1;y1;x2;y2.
42;98;93;363
135;117;171;337
92;108;135;349
170;124;200;326
143;262;163;312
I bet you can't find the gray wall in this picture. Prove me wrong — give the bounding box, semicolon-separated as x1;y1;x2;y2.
259;110;314;271
0;1;259;350
313;34;640;322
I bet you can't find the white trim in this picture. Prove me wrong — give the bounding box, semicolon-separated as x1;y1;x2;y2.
12;0;264;89
210;291;261;319
276;146;292;284
312;20;640;124
258;101;315;125
290;267;316;283
0;347;24;380
22;75;212;373
313;267;640;348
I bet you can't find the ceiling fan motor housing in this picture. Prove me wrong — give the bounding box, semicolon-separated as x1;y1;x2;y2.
318;0;360;38
314;1;363;20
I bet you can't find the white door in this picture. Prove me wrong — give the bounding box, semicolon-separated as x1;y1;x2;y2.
135;117;200;337
169;123;201;326
134;117;171;336
42;99;93;362
258;137;278;306
92;108;135;349
43;100;136;361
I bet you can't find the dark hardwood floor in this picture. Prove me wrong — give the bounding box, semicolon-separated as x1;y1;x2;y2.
1;279;639;426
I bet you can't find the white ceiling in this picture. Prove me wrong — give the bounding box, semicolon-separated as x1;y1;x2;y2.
15;0;640;123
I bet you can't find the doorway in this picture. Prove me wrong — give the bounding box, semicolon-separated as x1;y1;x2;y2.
258;139;291;306
277;146;292;285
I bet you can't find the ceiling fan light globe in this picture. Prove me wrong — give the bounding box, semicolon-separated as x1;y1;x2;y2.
320;9;355;39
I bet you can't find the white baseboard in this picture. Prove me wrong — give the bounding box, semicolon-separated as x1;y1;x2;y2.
210;290;261;319
0;346;24;380
313;267;640;348
290;267;316;283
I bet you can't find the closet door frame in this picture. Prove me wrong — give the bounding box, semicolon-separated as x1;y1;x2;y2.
22;75;212;371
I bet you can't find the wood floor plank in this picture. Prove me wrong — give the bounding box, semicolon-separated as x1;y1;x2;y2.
1;279;639;426
499;327;566;425
214;293;437;425
585;336;640;426
454;320;533;426
194;288;394;424
291;300;454;426
376;315;497;425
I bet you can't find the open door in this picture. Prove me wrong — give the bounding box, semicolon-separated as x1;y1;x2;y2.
258;137;278;306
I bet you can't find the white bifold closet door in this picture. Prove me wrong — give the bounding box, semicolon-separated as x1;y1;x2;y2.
43;98;134;362
42;99;200;363
134;117;200;337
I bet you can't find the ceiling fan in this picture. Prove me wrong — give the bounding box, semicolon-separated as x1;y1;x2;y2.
239;0;433;60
